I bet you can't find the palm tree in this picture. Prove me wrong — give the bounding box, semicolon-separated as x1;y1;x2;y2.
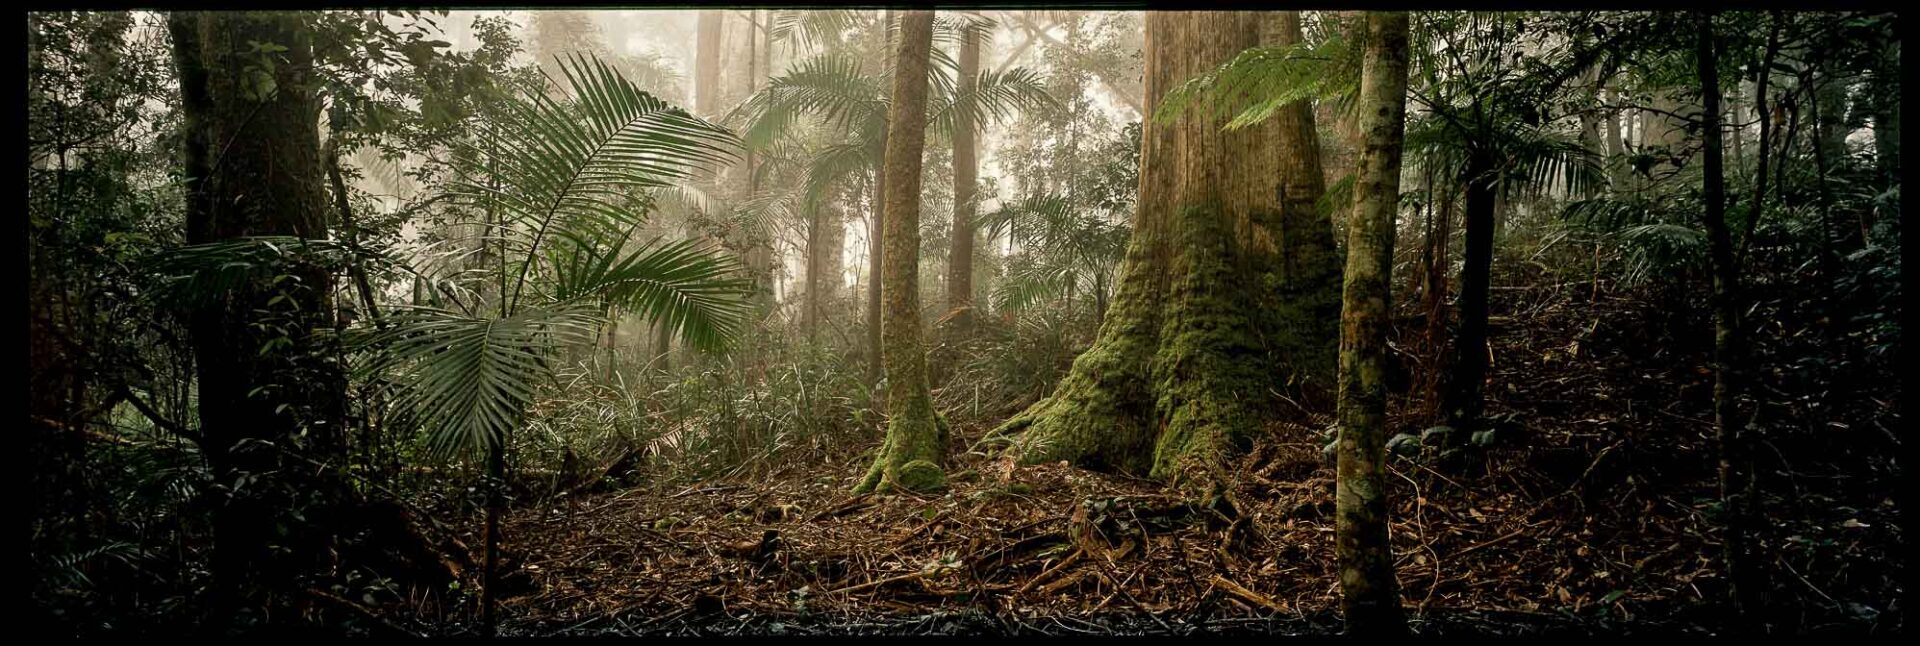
366;54;749;632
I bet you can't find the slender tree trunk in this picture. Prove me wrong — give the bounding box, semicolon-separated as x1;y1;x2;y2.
855;10;948;494
993;11;1322;486
865;9;894;385
945;21;980;327
1696;11;1764;630
1738;14;1780;264
169;10;345;620
1443;150;1496;430
1335;11;1411;636
1605;87;1627;191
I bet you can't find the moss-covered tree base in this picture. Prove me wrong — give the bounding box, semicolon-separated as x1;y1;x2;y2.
855;406;952;494
992;204;1279;487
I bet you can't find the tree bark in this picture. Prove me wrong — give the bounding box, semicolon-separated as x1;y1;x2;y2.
169;10;346;620
1265;11;1344;398
1335;11;1411;636
855;10;948;494
865;10;893;385
992;11;1324;487
1695;11;1764;629
944;21;981;327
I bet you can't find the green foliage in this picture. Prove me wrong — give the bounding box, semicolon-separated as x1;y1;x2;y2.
1155;33;1360;131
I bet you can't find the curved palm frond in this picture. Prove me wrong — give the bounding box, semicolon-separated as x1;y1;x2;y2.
733;53;886;150
447;53;740;309
929;66;1060;137
367;304;600;457
769;9;861;53
1154;34;1359;132
551;236;752;353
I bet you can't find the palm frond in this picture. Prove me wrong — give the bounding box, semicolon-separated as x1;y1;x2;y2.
928;66;1060;136
367;304;600;457
447;53;740;309
1154;34;1359;132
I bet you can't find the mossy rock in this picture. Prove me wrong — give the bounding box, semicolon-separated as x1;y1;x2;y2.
652;516;686;531
1006;482;1035;495
892;460;947;493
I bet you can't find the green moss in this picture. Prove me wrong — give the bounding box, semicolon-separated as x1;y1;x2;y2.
993;201;1321;489
894;460;946;492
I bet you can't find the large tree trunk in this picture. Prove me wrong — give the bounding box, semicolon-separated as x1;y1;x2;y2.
169;10;346;619
1265;11;1345;398
855;10;947;494
992;11;1328;486
1335;11;1411;636
1695;12;1764;629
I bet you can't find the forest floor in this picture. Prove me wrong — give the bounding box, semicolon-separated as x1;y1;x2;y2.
462;280;1901;637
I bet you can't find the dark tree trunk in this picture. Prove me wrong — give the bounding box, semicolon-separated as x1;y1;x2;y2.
169;10;346;620
1696;12;1765;629
1443;151;1497;430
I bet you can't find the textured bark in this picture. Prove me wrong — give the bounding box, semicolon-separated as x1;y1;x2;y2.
993;12;1320;487
865;10;893;385
1265;11;1344;398
1696;13;1764;627
1335;12;1411;636
170;10;345;618
855;10;948;495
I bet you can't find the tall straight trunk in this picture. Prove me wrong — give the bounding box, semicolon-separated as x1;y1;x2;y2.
1695;12;1764;628
1335;11;1411;636
1605;87;1627;191
1443;150;1496;429
739;10;776;309
945;21;980;324
169;10;345;618
856;10;947;494
694;10;723;119
865;10;893;385
994;12;1323;486
1266;11;1344;397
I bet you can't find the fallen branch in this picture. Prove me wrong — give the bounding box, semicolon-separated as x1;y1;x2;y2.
1209;575;1287;613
